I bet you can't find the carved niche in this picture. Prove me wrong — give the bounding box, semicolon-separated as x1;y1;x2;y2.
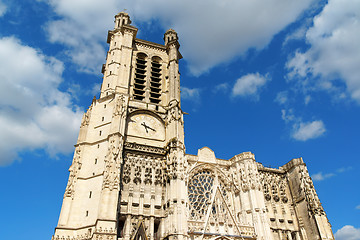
165;138;187;181
113;94;127;118
103;136;123;190
260;171;288;204
64;147;82;198
121;152;165;187
299;167;324;215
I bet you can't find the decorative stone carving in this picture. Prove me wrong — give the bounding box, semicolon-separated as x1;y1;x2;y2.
164;99;183;125
103;137;123;190
81;105;92;127
122;163;131;184
166;138;185;151
144;167;152;185
235;163;261;192
122;152;165;188
231;152;255;163
64;147;82;198
133;166;142;184
299;167;324;215
124;142;166;155
165;138;186;181
154;167;163;186
113;94;127;118
260;171;290;206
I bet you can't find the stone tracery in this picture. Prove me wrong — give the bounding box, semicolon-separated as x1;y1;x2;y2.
187;168;233;222
188;170;214;220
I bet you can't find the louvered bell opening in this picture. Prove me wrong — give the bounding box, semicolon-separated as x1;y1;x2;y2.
136;61;146;70
150;59;162;104
133;54;147;101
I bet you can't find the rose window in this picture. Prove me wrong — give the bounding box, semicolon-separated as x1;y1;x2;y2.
188;170;214;220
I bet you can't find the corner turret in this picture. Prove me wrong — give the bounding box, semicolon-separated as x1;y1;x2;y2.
114;11;131;29
164;29;179;46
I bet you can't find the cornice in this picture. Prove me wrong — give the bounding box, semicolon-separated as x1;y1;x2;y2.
258;166;285;174
94;121;111;129
107;25;138;43
135;38;166;52
75;132;124;146
55;218;116;231
122;25;138;34
281;157;305;172
78;173;103;180
124;142;167;155
230;152;255;163
97;92;115;103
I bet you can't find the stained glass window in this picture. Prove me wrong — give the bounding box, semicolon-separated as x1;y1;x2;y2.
188;170;214;220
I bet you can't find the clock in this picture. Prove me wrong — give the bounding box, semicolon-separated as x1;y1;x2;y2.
127;113;165;140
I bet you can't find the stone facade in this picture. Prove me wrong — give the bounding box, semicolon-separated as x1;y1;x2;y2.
52;12;334;240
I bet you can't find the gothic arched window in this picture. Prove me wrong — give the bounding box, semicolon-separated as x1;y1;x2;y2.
188;168;231;222
188;170;214;220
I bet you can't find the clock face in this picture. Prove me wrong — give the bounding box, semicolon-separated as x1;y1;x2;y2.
127;113;165;140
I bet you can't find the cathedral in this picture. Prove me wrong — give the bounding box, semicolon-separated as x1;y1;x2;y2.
52;12;334;240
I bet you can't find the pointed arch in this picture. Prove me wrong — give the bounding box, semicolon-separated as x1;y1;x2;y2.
131;221;148;240
187;163;232;184
127;109;165;125
202;187;243;238
187;163;236;224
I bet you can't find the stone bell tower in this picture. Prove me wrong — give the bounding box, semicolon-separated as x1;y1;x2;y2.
52;11;334;240
52;12;187;240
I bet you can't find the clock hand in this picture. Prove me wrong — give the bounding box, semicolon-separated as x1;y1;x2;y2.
141;122;156;132
141;122;149;133
147;126;156;132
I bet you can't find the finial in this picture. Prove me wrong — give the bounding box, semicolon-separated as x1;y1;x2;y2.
164;29;179;46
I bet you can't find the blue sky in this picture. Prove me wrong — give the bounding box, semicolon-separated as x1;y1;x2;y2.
0;0;359;239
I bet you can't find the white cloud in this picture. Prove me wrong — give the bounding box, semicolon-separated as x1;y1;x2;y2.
304;95;311;105
281;109;296;123
43;0;317;75
181;87;200;102
0;37;83;165
311;172;335;181
67;83;81;101
337;166;352;173
0;1;6;17
356;205;360;210
311;166;351;181
0;4;6;17
286;0;360;103
283;25;308;45
232;73;270;100
292;120;326;141
275;91;289;105
213;83;229;93
335;225;360;240
281;109;326;141
89;83;101;97
44;0;121;73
